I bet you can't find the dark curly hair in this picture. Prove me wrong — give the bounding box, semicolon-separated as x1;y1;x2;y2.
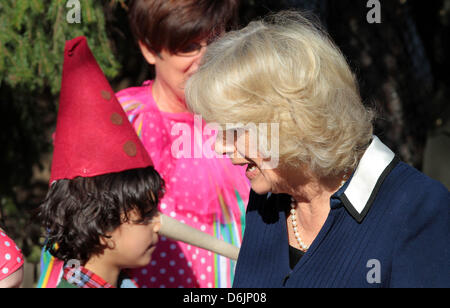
39;166;164;265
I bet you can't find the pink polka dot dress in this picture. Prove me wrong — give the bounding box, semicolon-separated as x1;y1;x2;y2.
117;81;250;288
0;230;24;282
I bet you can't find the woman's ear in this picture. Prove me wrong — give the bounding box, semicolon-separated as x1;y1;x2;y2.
138;41;157;65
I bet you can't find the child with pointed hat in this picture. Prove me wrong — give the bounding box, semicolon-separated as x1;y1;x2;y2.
38;36;165;288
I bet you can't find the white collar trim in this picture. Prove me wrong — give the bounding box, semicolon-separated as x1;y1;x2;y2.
340;136;398;222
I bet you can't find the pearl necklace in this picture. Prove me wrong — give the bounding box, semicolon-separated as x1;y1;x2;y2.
289;175;348;252
289;197;309;251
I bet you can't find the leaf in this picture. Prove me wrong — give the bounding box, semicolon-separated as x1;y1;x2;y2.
11;0;29;31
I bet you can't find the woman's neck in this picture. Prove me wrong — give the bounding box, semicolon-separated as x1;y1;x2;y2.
151;79;189;113
283;169;345;232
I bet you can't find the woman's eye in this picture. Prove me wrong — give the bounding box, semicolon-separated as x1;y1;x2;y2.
181;43;201;53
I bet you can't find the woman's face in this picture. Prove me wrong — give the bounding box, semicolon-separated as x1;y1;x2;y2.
216;130;283;195
139;41;207;103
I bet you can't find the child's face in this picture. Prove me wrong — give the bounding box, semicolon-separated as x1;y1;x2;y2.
108;210;161;269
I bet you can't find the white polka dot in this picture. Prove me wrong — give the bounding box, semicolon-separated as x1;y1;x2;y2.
187;278;192;283
200;225;206;231
178;285;184;288
169;277;175;282
187;261;192;267
192;254;197;260
151;260;157;266
170;211;176;218
150;277;157;282
141;269;148;275
2;268;8;274
160;285;165;288
201;258;205;264
208;282;213;288
170;244;176;250
5;254;11;260
160;268;166;274
169;260;176;266
161;236;167;241
4;241;10;247
187;245;191;250
17;257;21;263
0;232;5;237
179;269;184;275
200;274;206;280
179;253;184;259
161;203;167;210
160;252;166;258
207;266;212;272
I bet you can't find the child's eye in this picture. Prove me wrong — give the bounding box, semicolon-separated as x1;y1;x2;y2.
136;209;159;225
134;217;153;225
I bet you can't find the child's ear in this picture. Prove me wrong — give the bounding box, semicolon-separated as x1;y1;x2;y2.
138;41;157;65
100;235;116;250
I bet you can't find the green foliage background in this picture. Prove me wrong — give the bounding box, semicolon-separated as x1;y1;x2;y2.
0;0;127;264
0;0;122;93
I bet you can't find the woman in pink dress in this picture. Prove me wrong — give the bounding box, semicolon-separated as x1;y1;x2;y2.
116;0;249;288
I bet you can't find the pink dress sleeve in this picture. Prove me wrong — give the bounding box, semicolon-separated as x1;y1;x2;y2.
0;230;24;281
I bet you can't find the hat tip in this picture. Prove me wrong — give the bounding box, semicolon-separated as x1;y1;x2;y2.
65;36;87;56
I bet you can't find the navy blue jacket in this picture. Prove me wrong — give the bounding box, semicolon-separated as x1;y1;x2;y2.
233;137;450;288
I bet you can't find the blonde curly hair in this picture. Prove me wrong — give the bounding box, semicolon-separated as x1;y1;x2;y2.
186;11;374;177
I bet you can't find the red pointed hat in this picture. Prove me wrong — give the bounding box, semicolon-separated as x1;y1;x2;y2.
50;36;153;183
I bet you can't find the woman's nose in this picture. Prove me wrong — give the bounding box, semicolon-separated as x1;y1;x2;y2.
191;48;206;71
214;133;235;156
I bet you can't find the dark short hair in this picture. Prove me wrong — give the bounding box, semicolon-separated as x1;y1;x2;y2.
128;0;240;54
39;167;164;265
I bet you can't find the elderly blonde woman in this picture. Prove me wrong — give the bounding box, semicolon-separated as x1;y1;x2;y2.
186;11;450;288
